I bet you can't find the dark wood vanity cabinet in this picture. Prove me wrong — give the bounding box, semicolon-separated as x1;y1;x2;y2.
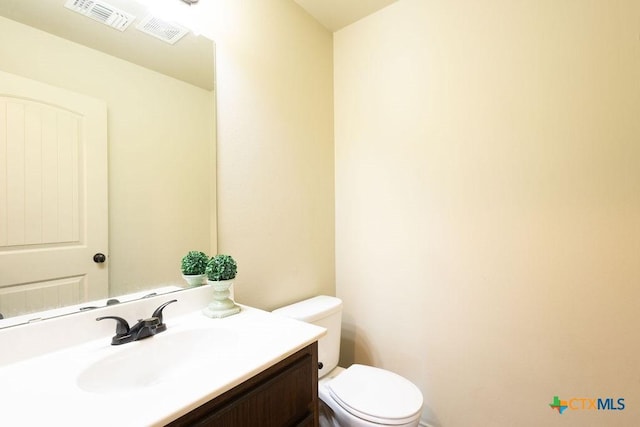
166;342;319;427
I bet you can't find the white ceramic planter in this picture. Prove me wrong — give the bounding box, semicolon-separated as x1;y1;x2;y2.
202;280;241;318
182;274;206;287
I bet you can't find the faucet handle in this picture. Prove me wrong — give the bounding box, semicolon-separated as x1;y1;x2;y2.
150;299;177;334
96;316;130;336
152;299;177;323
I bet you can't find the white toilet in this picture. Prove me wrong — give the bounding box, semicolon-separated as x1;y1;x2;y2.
273;296;423;427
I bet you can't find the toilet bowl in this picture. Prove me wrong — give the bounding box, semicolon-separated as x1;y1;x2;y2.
319;365;423;427
273;296;423;427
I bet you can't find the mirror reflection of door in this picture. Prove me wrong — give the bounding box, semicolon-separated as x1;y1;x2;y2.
0;70;108;318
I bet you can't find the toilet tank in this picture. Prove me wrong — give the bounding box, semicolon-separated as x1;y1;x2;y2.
273;296;342;378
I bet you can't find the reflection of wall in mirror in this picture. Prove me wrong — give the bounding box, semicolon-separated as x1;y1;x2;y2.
0;15;216;298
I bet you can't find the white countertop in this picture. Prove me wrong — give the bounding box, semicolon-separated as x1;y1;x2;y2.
0;301;325;426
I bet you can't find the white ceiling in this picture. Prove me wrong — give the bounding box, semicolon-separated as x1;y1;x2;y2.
294;0;398;32
2;0;399;89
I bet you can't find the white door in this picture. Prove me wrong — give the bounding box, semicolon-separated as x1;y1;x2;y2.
0;70;108;318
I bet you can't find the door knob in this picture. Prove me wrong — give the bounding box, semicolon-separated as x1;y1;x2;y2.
93;253;106;263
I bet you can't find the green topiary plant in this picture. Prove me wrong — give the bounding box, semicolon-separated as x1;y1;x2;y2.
181;251;209;275
206;254;237;281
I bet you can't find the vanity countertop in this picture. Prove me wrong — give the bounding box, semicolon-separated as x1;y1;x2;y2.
0;304;325;426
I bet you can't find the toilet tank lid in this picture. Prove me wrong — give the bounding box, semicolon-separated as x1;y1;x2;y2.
273;295;342;322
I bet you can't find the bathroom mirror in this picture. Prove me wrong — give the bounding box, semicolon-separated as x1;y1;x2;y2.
0;0;216;327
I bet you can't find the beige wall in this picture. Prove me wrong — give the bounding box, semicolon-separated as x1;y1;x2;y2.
0;17;215;296
335;0;640;426
211;1;335;309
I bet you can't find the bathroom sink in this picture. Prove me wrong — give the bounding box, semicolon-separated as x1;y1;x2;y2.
77;328;238;393
1;294;327;427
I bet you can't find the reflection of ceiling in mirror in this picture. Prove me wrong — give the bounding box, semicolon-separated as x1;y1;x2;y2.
0;0;214;90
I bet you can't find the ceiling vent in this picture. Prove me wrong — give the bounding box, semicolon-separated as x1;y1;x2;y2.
64;0;135;31
136;15;189;45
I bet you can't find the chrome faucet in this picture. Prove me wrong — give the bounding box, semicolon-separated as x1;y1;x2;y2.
96;299;177;345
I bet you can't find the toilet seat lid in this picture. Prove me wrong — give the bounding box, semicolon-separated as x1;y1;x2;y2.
327;364;423;425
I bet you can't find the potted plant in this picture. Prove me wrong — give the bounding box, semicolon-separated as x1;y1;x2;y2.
203;254;240;318
180;251;209;287
205;254;237;282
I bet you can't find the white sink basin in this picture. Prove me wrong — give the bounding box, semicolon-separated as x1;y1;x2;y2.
77;328;238;393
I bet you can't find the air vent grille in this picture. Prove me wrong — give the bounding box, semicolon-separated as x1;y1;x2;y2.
136;15;189;45
64;0;134;31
